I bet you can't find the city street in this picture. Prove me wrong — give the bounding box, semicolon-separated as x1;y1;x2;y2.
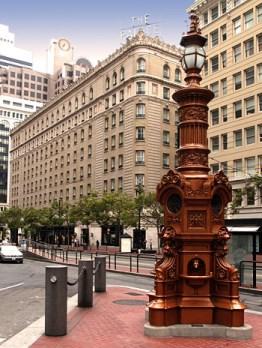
0;259;153;343
0;259;261;344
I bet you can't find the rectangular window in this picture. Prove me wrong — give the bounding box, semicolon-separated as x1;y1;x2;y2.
221;0;227;14
135;174;144;186
136;82;145;94
112;94;116;105
118;154;123;168
234;101;242;118
203;12;208;25
244;10;254;29
233;17;241;35
247;187;255;206
119;110;124;124
211;109;219;125
245;96;255;114
211;5;219;20
221;78;227;95
111;135;116;148
233;44;241;63
234;159;243;177
119;132;124;146
245;67;254;86
257;34;262;51
211;55;219;72
246;157;255;175
222;133;228;149
258;94;262;111
210;82;219;97
257;4;262;23
233;72;242;90
211;136;219;151
258;125;262;142
257;64;262;82
136;127;145;141
221;161;228;175
211;163;219;173
136;103;145;118
110;179;115;192
234;130;242;147
221;25;227;41
135;150;145;164
163;131;170;145
246;126;255;144
221;51;227;67
163;108;170;122
111;157;115;170
163;87;170;100
221;106;228;122
244;39;254;57
211;29;219;47
163;153;170;168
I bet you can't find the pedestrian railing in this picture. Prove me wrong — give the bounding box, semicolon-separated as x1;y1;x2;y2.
239;260;262;289
45;256;106;336
29;242;159;276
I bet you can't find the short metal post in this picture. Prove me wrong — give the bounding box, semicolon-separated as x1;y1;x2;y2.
137;254;139;273
45;266;67;336
95;256;106;292
130;255;132;272
114;253;116;270
78;260;93;307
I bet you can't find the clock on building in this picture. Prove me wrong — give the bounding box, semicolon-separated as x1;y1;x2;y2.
58;38;71;51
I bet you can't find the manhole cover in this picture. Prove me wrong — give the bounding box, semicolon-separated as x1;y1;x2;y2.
113;299;147;306
125;292;143;296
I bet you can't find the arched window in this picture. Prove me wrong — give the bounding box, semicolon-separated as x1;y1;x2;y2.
75;98;78;110
163;64;170;79
56;109;60;121
137;58;146;73
62;105;65;117
82;92;86;105
89;87;93;100
112;72;117;86
120;67;125;81
175;68;182;82
105;77;110;90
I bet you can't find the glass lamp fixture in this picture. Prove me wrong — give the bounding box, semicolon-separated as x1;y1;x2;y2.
180;11;207;74
181;45;206;72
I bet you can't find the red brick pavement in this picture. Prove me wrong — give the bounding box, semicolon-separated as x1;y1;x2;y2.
31;287;262;348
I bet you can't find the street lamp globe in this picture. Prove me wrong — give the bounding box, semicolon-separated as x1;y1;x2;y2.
181;45;206;72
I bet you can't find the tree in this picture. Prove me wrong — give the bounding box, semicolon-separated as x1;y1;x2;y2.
94;192;136;229
230;174;262;214
139;192;164;252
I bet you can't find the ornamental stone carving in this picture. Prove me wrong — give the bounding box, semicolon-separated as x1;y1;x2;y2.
180;106;207;122
179;152;208;167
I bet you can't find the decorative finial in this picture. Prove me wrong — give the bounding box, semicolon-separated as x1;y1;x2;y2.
188;10;201;34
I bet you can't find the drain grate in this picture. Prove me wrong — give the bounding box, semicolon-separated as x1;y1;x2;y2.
125;292;143;296
113;299;147;306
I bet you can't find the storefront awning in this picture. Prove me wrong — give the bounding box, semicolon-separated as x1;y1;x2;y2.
227;226;260;233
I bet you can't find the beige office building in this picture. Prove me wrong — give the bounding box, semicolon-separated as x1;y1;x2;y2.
189;0;262;224
10;31;183;210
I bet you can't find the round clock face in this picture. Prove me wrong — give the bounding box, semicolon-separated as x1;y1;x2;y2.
167;194;182;214
58;39;70;51
211;194;223;215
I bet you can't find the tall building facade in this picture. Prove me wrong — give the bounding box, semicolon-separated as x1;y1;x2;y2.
10;32;183;211
188;0;262;259
0;25;91;210
189;0;262;216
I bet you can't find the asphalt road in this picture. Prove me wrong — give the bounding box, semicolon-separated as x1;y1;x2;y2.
0;259;153;343
0;259;261;344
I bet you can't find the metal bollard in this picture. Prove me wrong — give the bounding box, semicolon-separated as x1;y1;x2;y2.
78;260;93;307
95;256;106;292
45;266;67;336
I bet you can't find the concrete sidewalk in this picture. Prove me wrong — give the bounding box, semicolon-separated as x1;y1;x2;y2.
2;286;262;348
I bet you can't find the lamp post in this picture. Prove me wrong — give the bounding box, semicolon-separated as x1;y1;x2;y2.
147;11;245;329
136;183;144;250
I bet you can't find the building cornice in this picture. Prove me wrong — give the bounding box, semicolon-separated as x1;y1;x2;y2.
11;31;182;134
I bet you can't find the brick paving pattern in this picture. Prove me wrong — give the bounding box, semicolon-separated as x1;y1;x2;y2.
31;287;262;348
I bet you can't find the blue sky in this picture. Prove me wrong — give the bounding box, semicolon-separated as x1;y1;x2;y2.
1;0;194;72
